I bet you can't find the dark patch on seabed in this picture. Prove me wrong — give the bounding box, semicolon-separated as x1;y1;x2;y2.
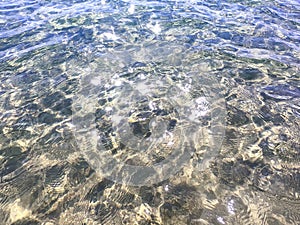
0;0;300;224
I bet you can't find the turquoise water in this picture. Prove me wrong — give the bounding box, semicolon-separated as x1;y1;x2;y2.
0;0;300;224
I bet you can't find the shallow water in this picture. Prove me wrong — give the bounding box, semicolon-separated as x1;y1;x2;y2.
0;0;300;224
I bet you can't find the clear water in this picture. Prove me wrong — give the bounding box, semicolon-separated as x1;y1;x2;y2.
0;0;300;224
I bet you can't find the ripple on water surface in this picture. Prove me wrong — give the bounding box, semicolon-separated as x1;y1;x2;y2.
0;0;300;224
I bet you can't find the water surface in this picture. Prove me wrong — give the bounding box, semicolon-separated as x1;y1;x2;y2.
0;0;299;224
